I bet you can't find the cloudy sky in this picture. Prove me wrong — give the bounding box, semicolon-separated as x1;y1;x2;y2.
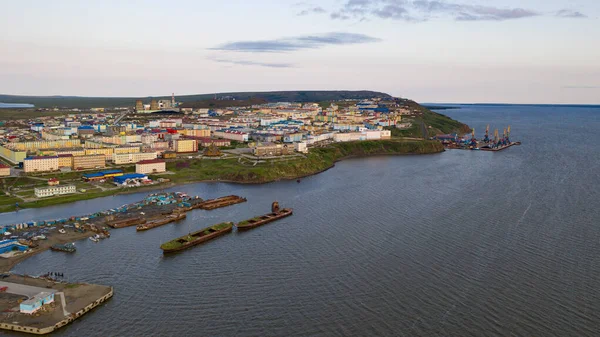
1;0;598;103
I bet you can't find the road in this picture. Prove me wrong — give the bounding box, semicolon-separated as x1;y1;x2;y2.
0;280;54;298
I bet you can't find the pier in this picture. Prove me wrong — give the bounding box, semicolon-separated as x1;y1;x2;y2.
0;275;112;335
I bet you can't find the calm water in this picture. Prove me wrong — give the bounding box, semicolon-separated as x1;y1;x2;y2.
4;105;600;336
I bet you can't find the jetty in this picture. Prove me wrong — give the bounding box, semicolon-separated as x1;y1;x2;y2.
236;202;293;231
136;213;186;231
160;222;233;253
0;274;112;335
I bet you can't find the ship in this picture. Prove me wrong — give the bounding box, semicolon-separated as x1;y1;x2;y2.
160;222;233;253
50;243;76;253
236;201;293;231
136;213;187;231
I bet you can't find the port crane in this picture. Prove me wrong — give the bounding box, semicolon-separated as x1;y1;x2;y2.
483;124;490;143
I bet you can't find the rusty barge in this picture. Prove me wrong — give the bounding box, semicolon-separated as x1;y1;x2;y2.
236;202;293;231
197;195;247;210
108;217;146;229
136;213;187;231
160;222;234;253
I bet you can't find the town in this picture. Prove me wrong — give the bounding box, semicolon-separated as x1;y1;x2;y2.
0;94;433;211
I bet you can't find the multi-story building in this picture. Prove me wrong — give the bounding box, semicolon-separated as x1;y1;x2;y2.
213;130;249;142
136;159;166;174
73;154;106;170
197;138;231;148
113;152;158;165
23;156;59;173
0;164;10;177
7;139;82;151
180;129;211;138
114;146;141;155
34;185;76;198
0;146;26;164
252;143;292;157
57;154;74;168
173;139;197;153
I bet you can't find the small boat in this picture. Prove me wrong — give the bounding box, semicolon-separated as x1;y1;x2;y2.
51;243;76;253
160;222;233;253
58;229;66;234
89;236;99;243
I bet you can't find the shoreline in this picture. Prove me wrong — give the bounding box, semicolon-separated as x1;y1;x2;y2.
1;141;444;215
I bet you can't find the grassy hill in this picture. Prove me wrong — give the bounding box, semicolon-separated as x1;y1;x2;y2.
0;90;391;109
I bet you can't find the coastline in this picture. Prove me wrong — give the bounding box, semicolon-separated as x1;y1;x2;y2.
1;139;444;214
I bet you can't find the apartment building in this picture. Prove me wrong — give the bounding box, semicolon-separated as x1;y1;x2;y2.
73;154;106;170
135;159;166;174
173;139;198;153
0;164;10;177
113;152;158;165
23;156;59;173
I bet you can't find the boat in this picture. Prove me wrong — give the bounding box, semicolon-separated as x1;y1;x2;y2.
58;229;66;234
136;213;187;231
50;243;76;253
89;236;99;243
160;222;233;253
196;195;247;210
236;202;293;231
108;217;146;229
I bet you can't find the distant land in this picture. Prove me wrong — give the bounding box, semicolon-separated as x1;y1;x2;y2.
0;90;392;109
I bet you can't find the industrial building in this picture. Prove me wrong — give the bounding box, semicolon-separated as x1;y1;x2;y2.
136;159;166;174
113;173;149;185
0;239;28;254
34;185;76;198
20;292;55;314
82;169;123;182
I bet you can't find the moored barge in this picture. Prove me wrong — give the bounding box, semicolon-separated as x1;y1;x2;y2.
108;217;146;229
160;222;233;253
197;195;247;210
136;213;187;231
236;202;293;230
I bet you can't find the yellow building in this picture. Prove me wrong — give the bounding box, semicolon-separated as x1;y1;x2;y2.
113;152;158;165
0;145;28;164
23;156;59;173
8;140;82;151
135;159;166;174
173;139;197;153
252;143;292;157
34;185;76;198
85;148;114;160
58;154;74;168
73;155;106;170
181;129;211;138
114;146;141;155
54;148;86;157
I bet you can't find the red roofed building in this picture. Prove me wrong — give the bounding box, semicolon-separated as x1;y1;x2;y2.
0;164;10;177
135;159;166;174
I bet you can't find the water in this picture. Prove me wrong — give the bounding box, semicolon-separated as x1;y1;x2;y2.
6;104;600;336
0;103;34;108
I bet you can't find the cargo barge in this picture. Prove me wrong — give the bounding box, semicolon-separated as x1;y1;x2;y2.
136;213;187;231
160;222;233;253
236;202;293;231
197;195;247;210
480;141;521;151
107;217;146;229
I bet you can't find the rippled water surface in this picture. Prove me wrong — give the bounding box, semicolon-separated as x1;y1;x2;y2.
5;104;600;336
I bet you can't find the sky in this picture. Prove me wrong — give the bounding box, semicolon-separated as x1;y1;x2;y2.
1;0;599;104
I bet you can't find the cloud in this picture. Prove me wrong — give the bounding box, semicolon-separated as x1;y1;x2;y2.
556;9;587;18
210;32;381;53
326;0;577;22
297;6;326;16
210;58;294;68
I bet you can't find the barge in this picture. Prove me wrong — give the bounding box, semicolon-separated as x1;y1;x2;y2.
108;217;146;229
136;213;187;231
197;195;247;210
480;141;521;151
160;222;233;253
236;202;293;231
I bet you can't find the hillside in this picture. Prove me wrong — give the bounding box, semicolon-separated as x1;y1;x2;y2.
0;90;391;109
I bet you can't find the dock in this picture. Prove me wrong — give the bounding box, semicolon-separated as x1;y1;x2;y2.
0;275;112;335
